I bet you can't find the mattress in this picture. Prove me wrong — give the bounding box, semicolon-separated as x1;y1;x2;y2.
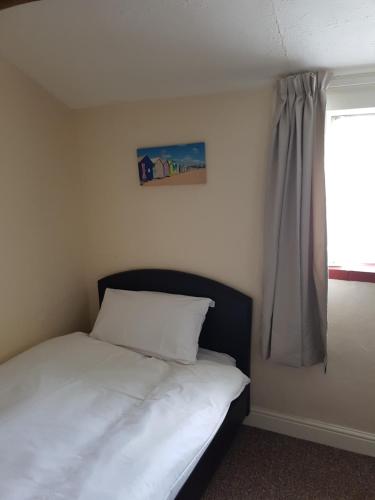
0;333;249;500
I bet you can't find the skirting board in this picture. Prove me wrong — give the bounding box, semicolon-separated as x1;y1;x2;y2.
245;407;375;458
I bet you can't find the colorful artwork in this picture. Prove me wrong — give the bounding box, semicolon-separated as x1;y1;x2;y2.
137;142;206;186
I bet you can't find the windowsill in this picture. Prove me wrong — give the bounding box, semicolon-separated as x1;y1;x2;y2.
328;264;375;283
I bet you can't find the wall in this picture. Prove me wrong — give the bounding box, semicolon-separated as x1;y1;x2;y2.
75;87;375;437
75;89;272;323
327;82;375;110
0;57;89;362
252;279;375;434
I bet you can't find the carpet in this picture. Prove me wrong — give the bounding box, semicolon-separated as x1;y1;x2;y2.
203;426;375;500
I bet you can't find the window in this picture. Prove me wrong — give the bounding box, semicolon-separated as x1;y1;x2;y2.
325;108;375;283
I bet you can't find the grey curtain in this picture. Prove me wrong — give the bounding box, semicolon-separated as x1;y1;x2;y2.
261;71;330;367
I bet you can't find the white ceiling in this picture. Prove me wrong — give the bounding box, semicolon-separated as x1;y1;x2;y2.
1;0;375;108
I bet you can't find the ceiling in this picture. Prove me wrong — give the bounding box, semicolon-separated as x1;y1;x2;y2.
1;0;375;108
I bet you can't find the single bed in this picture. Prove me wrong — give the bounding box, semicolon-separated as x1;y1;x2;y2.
0;269;252;499
97;269;253;499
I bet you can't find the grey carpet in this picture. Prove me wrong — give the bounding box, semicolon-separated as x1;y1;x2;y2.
203;426;375;500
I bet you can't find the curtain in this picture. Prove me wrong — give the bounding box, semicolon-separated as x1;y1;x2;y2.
261;71;330;367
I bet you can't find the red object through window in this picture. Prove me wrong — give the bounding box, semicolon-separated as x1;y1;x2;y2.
328;264;375;284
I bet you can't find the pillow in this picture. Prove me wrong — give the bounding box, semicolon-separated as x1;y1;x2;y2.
90;288;214;364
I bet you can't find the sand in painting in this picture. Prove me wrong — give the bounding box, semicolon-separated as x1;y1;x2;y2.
143;169;206;186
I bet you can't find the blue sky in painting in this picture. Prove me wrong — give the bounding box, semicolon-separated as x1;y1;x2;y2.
137;142;205;167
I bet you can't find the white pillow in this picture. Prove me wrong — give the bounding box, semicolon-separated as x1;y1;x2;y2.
91;288;214;364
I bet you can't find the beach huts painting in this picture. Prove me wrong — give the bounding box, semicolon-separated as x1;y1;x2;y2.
137;142;206;186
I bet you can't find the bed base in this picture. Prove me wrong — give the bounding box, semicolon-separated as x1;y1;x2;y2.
176;387;248;499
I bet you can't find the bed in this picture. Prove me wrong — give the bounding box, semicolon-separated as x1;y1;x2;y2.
0;269;252;499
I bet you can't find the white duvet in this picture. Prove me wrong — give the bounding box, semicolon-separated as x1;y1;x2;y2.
0;333;249;500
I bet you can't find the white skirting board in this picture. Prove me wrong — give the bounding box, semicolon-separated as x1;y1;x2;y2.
244;407;375;458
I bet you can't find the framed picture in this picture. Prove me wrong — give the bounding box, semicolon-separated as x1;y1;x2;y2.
137;142;206;186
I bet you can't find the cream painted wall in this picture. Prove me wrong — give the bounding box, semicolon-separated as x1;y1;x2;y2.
75;88;375;435
253;279;375;433
74;89;272;323
0;57;89;362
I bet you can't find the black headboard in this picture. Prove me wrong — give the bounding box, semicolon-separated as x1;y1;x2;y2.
98;269;252;378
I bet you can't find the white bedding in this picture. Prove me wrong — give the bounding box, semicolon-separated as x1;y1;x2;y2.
0;333;249;500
